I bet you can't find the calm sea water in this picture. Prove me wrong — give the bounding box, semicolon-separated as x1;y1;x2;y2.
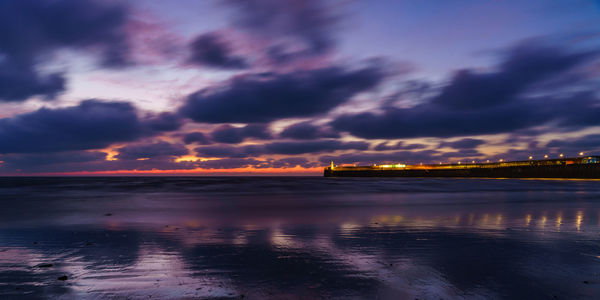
0;177;599;299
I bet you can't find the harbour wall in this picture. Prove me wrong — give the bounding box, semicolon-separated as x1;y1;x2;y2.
324;164;600;179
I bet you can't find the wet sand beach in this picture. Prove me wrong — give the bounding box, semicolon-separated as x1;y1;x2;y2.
1;177;599;299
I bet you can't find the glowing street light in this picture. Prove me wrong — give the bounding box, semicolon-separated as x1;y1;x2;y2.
559;153;564;158
579;152;584;156
529;156;533;160
486;160;490;163
499;159;504;162
544;155;548;159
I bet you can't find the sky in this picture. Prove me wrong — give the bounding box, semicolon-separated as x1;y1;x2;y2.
0;0;599;175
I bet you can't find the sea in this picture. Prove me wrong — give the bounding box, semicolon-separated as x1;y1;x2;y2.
0;177;599;299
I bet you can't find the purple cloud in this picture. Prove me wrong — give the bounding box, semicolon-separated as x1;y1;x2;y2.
373;142;428;151
188;32;249;69
332;42;599;139
183;132;212;145
222;0;340;63
0;0;133;101
211;124;272;143
279;121;340;140
115;141;189;160
195;139;369;158
179;63;387;123
439;138;486;150
0;100;181;154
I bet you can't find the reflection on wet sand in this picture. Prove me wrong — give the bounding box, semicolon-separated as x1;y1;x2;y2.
1;177;600;299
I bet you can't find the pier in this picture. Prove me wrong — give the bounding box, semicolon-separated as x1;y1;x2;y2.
324;156;600;179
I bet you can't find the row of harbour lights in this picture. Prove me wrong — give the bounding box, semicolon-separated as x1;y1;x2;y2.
438;152;587;165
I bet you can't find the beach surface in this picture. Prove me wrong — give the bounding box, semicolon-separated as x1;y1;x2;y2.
1;177;599;299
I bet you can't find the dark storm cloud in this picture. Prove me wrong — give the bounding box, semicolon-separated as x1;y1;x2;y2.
279;121;340;139
115;141;189;160
195;140;369;158
183;132;212;145
263;140;369;155
546;91;600;128
222;0;339;63
211;124;272;143
0;100;181;154
331;104;538;139
194;145;262;158
197;158;262;169
195;157;317;169
188;32;248;69
0;151;107;169
432;42;595;109
0;152;199;173
0;150;107;173
373;142;427;151
440;149;483;159
439;138;485;150
332;42;599;139
179;63;387;123
0;0;132;102
546;134;600;154
144;113;184;132
0;61;66;102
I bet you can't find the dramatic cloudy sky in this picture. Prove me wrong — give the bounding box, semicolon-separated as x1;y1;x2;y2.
1;0;599;175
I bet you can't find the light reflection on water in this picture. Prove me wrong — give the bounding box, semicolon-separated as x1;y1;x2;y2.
0;177;600;299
